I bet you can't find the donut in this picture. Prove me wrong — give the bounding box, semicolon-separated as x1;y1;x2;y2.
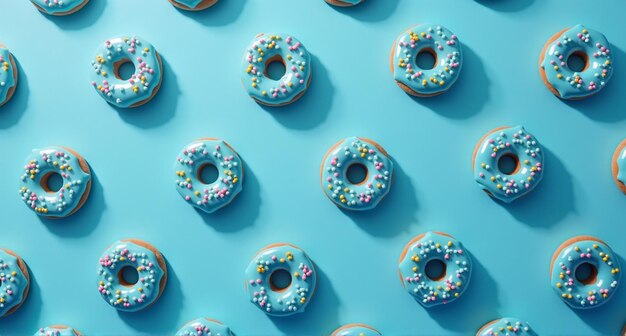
174;138;244;214
35;325;82;336
477;318;536;336
30;0;89;15
0;44;18;108
539;24;613;100
472;126;544;203
90;36;163;108
320;137;393;211
611;139;626;194
168;0;218;11
324;0;364;7
398;232;472;307
550;236;621;309
241;33;312;106
390;24;463;97
0;248;30;317
331;324;381;336
245;243;316;316
19;146;92;218
97;239;168;312
176;318;234;336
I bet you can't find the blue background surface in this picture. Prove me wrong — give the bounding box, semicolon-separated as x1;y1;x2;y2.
1;0;626;335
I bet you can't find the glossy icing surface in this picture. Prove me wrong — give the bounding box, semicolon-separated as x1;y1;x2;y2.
90;36;162;108
392;24;462;96
174;139;243;214
479;318;536;336
172;0;203;8
176;318;233;336
398;232;471;307
0;249;28;317
550;238;620;309
473;126;544;203
34;326;79;336
616;146;626;185
245;244;316;316
540;25;612;99
97;240;166;312
19;146;91;217
0;47;16;104
321;137;393;211
334;325;381;336
30;0;85;14
241;33;311;106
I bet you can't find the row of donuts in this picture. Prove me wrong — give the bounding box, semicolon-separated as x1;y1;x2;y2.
0;22;613;109
2;232;620;335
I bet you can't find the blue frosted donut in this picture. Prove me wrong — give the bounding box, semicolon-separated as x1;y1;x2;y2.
18;146;92;218
391;24;463;97
97;239;167;312
473;126;544;203
34;325;81;336
176;318;234;336
477;318;536;336
612;139;626;194
550;236;621;309
321;137;393;211
325;0;364;6
398;232;472;307
332;324;381;336
0;45;17;108
174;138;243;214
245;243;316;316
90;36;163;108
30;0;89;15
169;0;218;11
540;24;613;100
241;33;312;106
0;248;29;317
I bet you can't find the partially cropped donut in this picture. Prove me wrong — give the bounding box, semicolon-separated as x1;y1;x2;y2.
332;324;381;336
168;0;218;11
30;0;89;15
34;325;81;336
325;0;364;7
0;248;30;317
477;318;536;336
176;318;234;336
611;139;626;194
0;44;18;108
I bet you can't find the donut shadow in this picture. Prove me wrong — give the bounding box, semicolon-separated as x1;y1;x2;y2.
408;46;490;119
499;147;575;228
38;168;105;237
475;0;535;12
175;0;244;26
0;56;28;129
194;158;260;232
1;264;43;334
340;161;418;237
327;0;399;22
118;256;184;334
114;55;179;129
267;263;341;334
259;55;333;130
561;46;626;123
425;255;501;333
38;0;106;30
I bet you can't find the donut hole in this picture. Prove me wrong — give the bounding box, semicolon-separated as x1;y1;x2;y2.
118;266;139;287
41;172;63;193
346;163;368;185
425;259;447;281
575;262;599;285
114;59;136;81
415;48;437;70
567;51;589;72
197;163;219;184
269;269;292;292
264;55;287;81
497;153;520;175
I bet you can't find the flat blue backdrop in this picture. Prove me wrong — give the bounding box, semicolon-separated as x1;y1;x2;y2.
1;0;625;335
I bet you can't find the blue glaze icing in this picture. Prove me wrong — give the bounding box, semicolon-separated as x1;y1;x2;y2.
90;36;162;108
30;0;85;15
245;244;316;316
0;249;28;317
550;238;621;309
329;0;364;5
392;24;462;96
473;126;544;203
321;137;393;211
174;139;243;214
18;146;91;218
176;318;234;336
0;47;16;106
34;326;79;336
398;232;472;307
540;24;613;99
241;33;312;106
616;146;626;185
172;0;204;8
97;240;166;312
478;318;536;336
333;324;381;336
